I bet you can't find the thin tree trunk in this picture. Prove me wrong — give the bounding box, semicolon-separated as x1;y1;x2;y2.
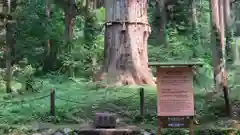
64;12;74;47
5;22;13;93
4;0;16;93
234;37;240;64
223;0;232;62
219;0;225;59
43;0;56;72
84;0;98;73
232;3;240;64
96;0;104;8
3;1;10;93
100;0;154;86
157;0;167;47
45;0;51;53
192;0;201;54
218;0;230;115
210;0;221;89
64;0;76;51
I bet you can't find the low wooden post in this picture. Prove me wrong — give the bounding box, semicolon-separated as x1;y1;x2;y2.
189;117;194;135
139;87;144;117
50;89;55;116
158;117;161;135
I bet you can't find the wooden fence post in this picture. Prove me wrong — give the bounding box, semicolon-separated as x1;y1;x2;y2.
50;89;55;116
139;87;144;117
189;117;194;135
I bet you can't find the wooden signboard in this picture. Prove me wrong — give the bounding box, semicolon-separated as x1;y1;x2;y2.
156;67;194;131
157;67;194;117
149;62;203;135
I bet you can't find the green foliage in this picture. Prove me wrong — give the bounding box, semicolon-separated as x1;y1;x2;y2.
0;77;235;134
160;129;240;135
15;0;46;66
8;0;214;87
0;1;238;133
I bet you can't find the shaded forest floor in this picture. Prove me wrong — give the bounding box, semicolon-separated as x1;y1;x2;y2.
0;76;240;134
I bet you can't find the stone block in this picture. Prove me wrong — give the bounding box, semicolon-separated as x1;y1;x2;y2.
94;112;117;128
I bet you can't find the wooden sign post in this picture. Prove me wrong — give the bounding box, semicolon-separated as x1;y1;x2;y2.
149;62;203;135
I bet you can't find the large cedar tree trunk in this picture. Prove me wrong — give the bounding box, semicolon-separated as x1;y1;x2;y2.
101;0;154;86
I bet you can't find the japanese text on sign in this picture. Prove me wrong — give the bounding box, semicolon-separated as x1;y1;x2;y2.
157;67;194;116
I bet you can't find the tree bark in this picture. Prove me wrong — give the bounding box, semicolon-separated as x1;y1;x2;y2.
232;1;240;64
219;0;230;116
96;0;104;8
157;0;167;47
64;12;74;45
84;0;98;73
101;0;154;86
4;0;17;93
42;0;57;72
191;0;201;57
64;0;76;51
223;0;232;61
43;0;51;59
210;0;221;90
210;0;230;115
192;0;201;48
5;22;15;93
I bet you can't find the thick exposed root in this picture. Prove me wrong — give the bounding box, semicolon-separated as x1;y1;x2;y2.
93;70;155;87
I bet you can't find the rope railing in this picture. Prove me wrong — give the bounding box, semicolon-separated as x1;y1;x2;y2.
55;92;138;105
55;96;85;104
0;93;50;106
0;87;152;118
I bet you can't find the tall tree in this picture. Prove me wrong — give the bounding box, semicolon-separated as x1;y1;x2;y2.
192;0;201;52
53;0;78;50
4;0;12;93
157;0;167;47
101;0;154;85
42;0;54;72
4;0;17;93
210;0;221;90
96;0;104;8
210;0;230;114
219;0;230;115
232;0;240;64
64;0;76;48
83;0;98;72
224;0;232;61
